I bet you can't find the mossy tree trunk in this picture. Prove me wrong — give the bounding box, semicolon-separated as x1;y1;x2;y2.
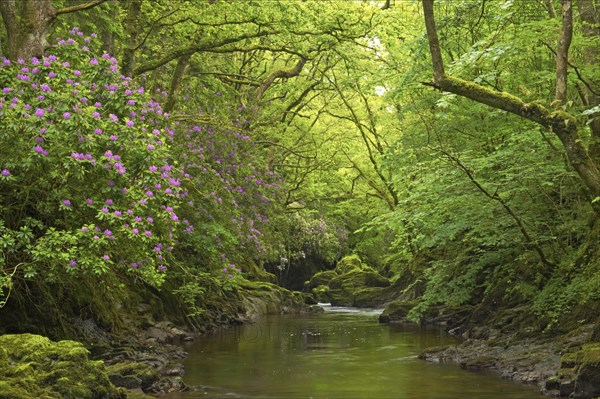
0;0;108;61
421;0;600;208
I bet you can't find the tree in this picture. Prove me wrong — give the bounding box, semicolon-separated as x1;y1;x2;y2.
421;0;600;206
0;0;108;60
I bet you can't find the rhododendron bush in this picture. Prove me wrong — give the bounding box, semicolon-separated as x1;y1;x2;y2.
0;29;282;302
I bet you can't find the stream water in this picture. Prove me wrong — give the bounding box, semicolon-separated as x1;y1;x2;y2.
163;305;542;398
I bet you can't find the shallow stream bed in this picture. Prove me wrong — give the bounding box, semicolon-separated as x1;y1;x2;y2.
162;306;541;398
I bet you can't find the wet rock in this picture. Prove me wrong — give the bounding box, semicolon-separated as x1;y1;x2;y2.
106;361;158;390
378;300;415;323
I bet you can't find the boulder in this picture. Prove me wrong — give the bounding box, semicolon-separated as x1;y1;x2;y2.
378;300;416;323
307;255;392;307
0;333;124;399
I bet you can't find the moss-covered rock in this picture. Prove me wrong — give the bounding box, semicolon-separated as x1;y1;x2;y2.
106;362;158;390
545;343;600;399
307;256;392;307
304;270;337;290
574;343;600;399
238;280;307;320
0;333;124;399
335;255;363;274
378;300;416;323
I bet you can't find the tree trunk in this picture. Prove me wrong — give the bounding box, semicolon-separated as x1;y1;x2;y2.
121;0;143;77
0;0;54;60
555;0;573;104
578;0;600;161
164;54;191;113
0;0;110;61
421;0;600;205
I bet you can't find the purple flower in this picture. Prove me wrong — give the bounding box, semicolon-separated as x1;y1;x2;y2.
74;70;81;77
148;166;158;172
104;229;112;236
146;144;155;151
144;230;152;236
158;265;166;271
134;216;142;222
69;260;77;267
101;207;109;213
109;135;118;141
92;111;100;119
90;58;98;65
34;145;48;156
132;228;139;235
145;190;153;197
35;108;44;118
81;227;89;233
105;199;113;205
1;169;10;177
63;199;71;206
63;112;71;119
86;198;94;205
146;217;153;223
126;120;134;127
102;254;110;261
114;210;122;217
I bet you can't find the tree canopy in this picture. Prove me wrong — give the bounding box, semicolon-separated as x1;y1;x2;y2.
1;0;599;332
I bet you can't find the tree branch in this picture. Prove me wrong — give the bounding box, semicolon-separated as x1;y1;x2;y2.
256;57;306;101
421;0;600;200
436;148;557;272
55;0;108;16
133;30;277;75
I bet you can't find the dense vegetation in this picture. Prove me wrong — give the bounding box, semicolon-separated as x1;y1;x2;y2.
0;0;599;340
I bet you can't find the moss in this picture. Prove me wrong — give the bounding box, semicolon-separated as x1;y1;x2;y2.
304;270;337;290
581;343;600;366
353;287;387;307
335;255;363;274
378;300;417;323
0;334;123;399
561;351;583;368
106;362;158;389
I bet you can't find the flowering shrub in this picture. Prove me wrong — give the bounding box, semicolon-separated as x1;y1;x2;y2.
0;28;182;287
0;28;289;308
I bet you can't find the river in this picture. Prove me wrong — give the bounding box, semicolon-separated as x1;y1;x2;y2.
164;305;541;398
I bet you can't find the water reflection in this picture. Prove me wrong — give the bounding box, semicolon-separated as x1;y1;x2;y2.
163;307;541;399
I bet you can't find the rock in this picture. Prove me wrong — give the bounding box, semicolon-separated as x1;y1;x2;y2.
307;255;392;307
304;270;337;290
0;333;124;399
573;343;600;399
306;305;325;313
106;361;158;390
378;300;415;323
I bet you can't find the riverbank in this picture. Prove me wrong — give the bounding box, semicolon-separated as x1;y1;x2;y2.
378;299;600;398
0;278;311;398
